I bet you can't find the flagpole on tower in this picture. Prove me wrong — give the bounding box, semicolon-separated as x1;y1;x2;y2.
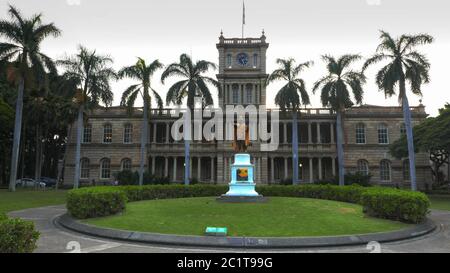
242;0;245;39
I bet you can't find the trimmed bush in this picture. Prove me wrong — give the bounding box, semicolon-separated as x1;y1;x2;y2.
67;187;127;219
66;184;430;224
0;214;40;253
361;187;430;223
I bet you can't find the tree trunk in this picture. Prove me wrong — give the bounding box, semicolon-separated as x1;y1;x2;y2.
139;100;149;186
9;77;25;192
336;110;345;186
292;110;299;185
73;104;84;189
184;109;191;186
401;90;417;191
34;126;41;189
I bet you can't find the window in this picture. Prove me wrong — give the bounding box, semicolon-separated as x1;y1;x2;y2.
378;124;389;144
400;123;406;136
227;54;232;67
123;123;133;143
232;84;239;104
355;123;366;144
403;159;410;181
121;158;132;171
103;123;112;143
253;53;258;67
357;160;369;176
83;124;92;143
245;84;253;104
100;158;111;179
80;158;90;179
380;160;391;181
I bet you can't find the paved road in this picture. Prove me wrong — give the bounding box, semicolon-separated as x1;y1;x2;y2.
8;206;450;253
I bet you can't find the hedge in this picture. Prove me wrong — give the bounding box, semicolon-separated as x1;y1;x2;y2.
67;187;127;219
66;184;430;223
0;214;40;253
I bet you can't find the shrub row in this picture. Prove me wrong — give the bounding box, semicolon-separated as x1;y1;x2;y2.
66;184;430;223
67;187;127;219
0;213;40;253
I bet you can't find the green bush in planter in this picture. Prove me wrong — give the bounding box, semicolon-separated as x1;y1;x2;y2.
360;187;430;223
0;214;39;253
67;187;127;219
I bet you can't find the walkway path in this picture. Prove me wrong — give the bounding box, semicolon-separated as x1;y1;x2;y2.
8;206;450;253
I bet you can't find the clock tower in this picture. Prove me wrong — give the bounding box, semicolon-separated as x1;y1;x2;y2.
216;31;269;108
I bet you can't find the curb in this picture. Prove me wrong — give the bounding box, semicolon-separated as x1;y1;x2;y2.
57;213;437;249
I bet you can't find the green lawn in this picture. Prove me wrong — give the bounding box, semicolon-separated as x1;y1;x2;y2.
84;197;409;237
0;189;67;214
429;195;450;211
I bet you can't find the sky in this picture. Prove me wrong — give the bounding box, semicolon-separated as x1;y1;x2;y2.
1;0;449;116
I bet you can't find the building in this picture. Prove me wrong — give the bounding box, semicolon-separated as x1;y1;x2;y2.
63;33;431;188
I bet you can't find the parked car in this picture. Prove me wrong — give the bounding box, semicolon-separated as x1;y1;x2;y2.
15;178;46;188
38;177;57;187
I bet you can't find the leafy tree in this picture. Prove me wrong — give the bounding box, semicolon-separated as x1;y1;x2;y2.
0;5;61;191
119;58;163;186
313;55;366;186
58;46;117;188
390;104;450;187
161;54;219;185
363;31;433;191
267;58;312;185
0;98;14;184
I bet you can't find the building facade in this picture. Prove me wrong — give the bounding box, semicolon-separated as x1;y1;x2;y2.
63;34;431;188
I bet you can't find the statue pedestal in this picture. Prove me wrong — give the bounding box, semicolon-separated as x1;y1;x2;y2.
217;154;267;203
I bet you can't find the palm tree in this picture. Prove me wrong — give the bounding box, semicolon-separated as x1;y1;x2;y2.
363;31;433;191
0;5;61;191
58;46;117;188
313;55;366;186
267;58;312;185
119;58;163;186
161;54;219;185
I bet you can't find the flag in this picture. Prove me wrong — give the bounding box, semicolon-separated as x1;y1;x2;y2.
242;1;246;25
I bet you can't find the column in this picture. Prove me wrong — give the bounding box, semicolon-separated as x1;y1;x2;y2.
189;157;192;179
309;157;314;183
151;156;156;174
332;157;336;176
164;157;168;177
153;123;157;143
284;157;288;179
270;157;275;183
210;157;215;182
283;122;288;144
330;123;335;144
217;155;224;183
166;123;170;143
308;122;312;144
173;157;177;181
317;122;321;144
197;157;201;181
318;157;323;180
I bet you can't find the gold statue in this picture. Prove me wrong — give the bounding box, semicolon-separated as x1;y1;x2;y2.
232;122;251;152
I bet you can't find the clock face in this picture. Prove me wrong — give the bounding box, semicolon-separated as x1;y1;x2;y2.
236;53;249;66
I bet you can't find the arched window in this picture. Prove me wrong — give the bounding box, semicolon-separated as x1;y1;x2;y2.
227;54;232;67
378;123;389;144
83;124;92;143
100;158;111;179
121;158;132;171
357;160;369;176
380;160;391;181
403;159;410;181
123;123;133;144
232;84;239;104
245;84;253;104
80;158;90;179
355;123;366;144
253;53;258;67
103;123;112;143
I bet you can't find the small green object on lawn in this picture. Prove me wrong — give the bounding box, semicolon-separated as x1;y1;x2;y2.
205;226;227;236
